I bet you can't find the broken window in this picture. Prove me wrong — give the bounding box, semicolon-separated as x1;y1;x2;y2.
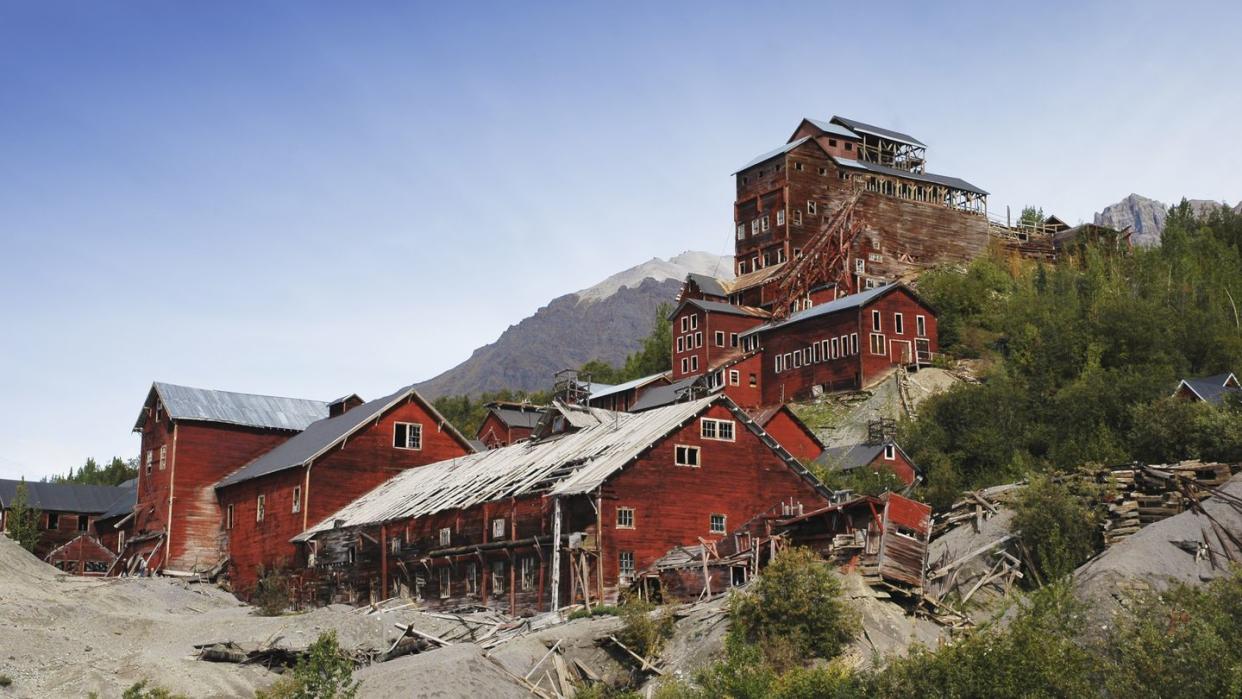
292;485;301;514
491;560;506;594
619;551;635;582
464;562;478;595
617;507;635;529
736;223;745;240
256;494;265;522
47;512;60;530
492;518;506;540
439;527;451;547
226;504;235;530
436;567;450;598
793;210;802;225
159;445;167;471
760;215;769;232
674;445;700;467
806;200;817;215
145;450;153;476
710;514;727;534
393;422;422;450
77;515;88;532
520;556;535;591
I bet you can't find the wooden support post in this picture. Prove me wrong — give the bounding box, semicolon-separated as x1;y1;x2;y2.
595;490;605;604
550;497;562;612
380;523;389;601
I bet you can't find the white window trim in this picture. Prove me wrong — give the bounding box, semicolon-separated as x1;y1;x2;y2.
616;506;635;529
690;355;699;372
870;333;886;355
916;315;927;337
292;485;302;514
158;445;167;471
852;333;859;355
674;444;701;467
700;418;736;442
439;527;452;547
894;313;904;335
492;518;506;540
884;445;896;461
393;422;423;450
729;369;740;386
715;331;725;347
872;310;881;331
256;494;265;522
710;513;727;534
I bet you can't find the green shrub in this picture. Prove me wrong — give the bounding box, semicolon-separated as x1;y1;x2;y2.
1011;475;1098;582
121;680;185;699
567;604;619;620
253;566;292;616
256;631;359;699
729;548;858;665
616;597;675;659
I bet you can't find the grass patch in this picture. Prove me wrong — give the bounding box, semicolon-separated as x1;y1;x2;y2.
568;604;619;620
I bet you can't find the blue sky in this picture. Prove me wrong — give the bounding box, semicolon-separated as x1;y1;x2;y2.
1;1;1239;479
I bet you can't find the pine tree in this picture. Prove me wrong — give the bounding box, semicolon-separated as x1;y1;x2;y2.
5;479;42;552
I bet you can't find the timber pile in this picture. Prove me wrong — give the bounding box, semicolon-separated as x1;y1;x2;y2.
932;482;1025;536
1092;462;1237;546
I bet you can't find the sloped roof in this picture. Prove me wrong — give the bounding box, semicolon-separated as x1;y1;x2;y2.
803;118;861;140
630;375;714;412
0;479;130;514
136;382;328;432
722;261;787;294
741;283;925;337
734;136;814;174
830;116;926;148
816;440;914;474
97;478;138;521
686;272;728;298
669;298;771;321
746;405;825;451
216;384;472;490
831;156;988;196
1176;373;1241;406
485;404;544;430
297;395;829;540
588;372;669;402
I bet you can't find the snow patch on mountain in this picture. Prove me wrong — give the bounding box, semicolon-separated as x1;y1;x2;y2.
574;251;733;305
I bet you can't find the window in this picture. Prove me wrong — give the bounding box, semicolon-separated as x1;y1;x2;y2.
868;252;883;263
492;518;506;539
491;561;506;593
690;355;698;372
793;351;802;368
894;313;904;335
738;261;748;275
794;161;803;171
751;255;759;270
793;209;802;225
680;358;689;373
828;138;838;147
751;219;760;234
831;337;841;359
159;445;167;471
674;445;701;467
680;316;689;333
46;512;59;530
347;546;356;564
761;215;769;232
117;529;125;554
464;562;478;595
730;332;738;347
292;485;301;514
690;315;698;330
256;495;266;522
389;534;401;554
715;331;725;347
77;514;88;531
520;556;535;591
819;166;828;175
851;333;859;355
794;248;802;259
226;504;235;530
439;567;451;598
775;354;783;373
763;251;772;266
729;369;740;385
784;352;792;371
617;506;635;528
803;347;812;365
736;223;745;240
145;450;153;475
393;422;422;450
676;337;684;353
870;333;886;355
872;310;881;331
749;373;757;387
439;527;452;547
777;248;787;263
856;258;866;275
619;551;635;581
806;200;817;215
701;418;735;441
776;210;785;226
916;315;927;337
884;445;896;461
845;142;853;151
812;343;820;363
710;514;727;534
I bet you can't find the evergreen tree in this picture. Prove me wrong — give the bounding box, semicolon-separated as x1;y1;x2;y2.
5;479;42;552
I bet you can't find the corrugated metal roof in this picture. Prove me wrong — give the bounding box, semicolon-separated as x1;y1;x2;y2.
216;384;472;490
137;382;328;432
98;478;137;521
587;372;669;402
722;262;786;294
804;118;861;140
297;395;830;540
0;479;131;513
487;405;543;430
1177;373;1241;406
740;284;908;337
686;272;728;298
830;116;926;148
630;376;714;413
673;298;771;320
297;397;723;539
733;136;813;174
817;443;886;472
831;156;988;196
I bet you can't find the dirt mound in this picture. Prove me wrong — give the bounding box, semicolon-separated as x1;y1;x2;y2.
353;644;531;698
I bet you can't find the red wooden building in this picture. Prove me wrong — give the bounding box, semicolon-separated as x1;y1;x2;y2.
475;401;544;448
740;283;937;403
817;439;921;486
124;382;331;576
295;395;831;613
0;478;133;559
215;384;474;594
668;298;769;381
45;534;118;575
746;405;824;463
586;373;671;412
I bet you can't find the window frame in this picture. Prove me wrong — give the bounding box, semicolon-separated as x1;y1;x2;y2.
616;506;635;529
729;369;740;386
916;315;927;337
490;560;505;594
491;517;506;540
714;330;725;347
806;200;817;215
884;444;896;461
393;422;423;450
851;333;859;355
439;566;451;598
710;513;727;534
520;556;535;591
256;494;265;522
619;551;635;581
776;209;785;226
674;444;701;467
292;485;301;514
870;333;886;356
894;313;904;335
701;418;735;442
440;527;452;547
872;310;881;331
159;445;167;471
226;504;235;530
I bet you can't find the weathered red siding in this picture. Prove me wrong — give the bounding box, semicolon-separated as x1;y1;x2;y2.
759;409;823;463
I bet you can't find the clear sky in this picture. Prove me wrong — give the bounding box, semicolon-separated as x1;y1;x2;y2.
1;1;1239;480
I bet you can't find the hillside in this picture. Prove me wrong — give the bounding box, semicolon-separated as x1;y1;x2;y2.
416;251;731;398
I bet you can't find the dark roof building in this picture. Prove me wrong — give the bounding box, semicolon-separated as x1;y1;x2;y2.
1174;372;1241;406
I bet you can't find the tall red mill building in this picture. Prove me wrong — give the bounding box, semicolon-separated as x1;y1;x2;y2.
215;384;473;592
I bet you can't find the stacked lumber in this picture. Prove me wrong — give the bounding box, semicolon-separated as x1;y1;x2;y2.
1093;461;1237;546
932;482;1025;536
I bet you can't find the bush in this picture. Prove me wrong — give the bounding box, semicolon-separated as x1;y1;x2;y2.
615;597;675;659
121;680;186;699
256;631;359;699
567;604;619;620
729;548;858;666
1011;475;1098;582
253;566;292;616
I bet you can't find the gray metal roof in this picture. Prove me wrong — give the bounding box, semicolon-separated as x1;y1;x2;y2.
97;478;138;521
630;375;714;412
830;116;926;148
734;136;813;174
1177;373;1241;406
487;405;543;430
216;384;472;490
740;284;917;337
686;272;728;298
137;382;328;432
804;118;861;140
680;298;771;319
831;156;988;196
0;479;131;514
587;372;669;402
297;395;829;540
